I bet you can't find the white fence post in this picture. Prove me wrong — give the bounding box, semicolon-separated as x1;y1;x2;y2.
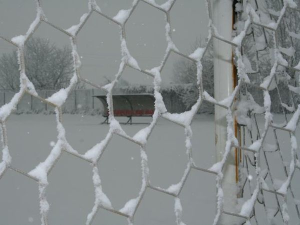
212;0;238;224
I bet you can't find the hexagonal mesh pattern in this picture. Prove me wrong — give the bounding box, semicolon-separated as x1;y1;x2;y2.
0;0;300;225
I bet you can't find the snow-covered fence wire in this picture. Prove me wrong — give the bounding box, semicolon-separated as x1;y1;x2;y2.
0;0;300;225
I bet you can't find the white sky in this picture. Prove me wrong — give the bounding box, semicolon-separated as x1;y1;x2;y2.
0;0;209;87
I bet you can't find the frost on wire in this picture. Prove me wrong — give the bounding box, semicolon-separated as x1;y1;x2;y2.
0;0;300;225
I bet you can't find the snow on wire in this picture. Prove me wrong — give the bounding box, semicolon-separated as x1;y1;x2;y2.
0;0;299;225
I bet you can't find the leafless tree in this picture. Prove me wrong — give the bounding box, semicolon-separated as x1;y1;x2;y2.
0;37;75;91
172;39;214;109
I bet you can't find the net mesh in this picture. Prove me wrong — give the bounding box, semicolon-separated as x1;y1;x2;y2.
0;0;299;225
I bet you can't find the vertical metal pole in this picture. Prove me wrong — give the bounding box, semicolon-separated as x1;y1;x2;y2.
212;0;237;224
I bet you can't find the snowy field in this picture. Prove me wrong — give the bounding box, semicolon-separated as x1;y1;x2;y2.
0;114;299;225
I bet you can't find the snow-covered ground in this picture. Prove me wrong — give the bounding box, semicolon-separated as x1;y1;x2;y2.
0;114;299;225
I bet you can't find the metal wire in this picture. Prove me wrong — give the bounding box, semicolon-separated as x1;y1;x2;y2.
0;0;299;225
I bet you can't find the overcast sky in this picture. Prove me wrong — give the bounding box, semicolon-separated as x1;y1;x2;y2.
0;0;209;87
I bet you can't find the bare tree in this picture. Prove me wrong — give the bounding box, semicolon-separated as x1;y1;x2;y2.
172;39;214;109
103;76;130;88
0;37;75;91
172;39;214;87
